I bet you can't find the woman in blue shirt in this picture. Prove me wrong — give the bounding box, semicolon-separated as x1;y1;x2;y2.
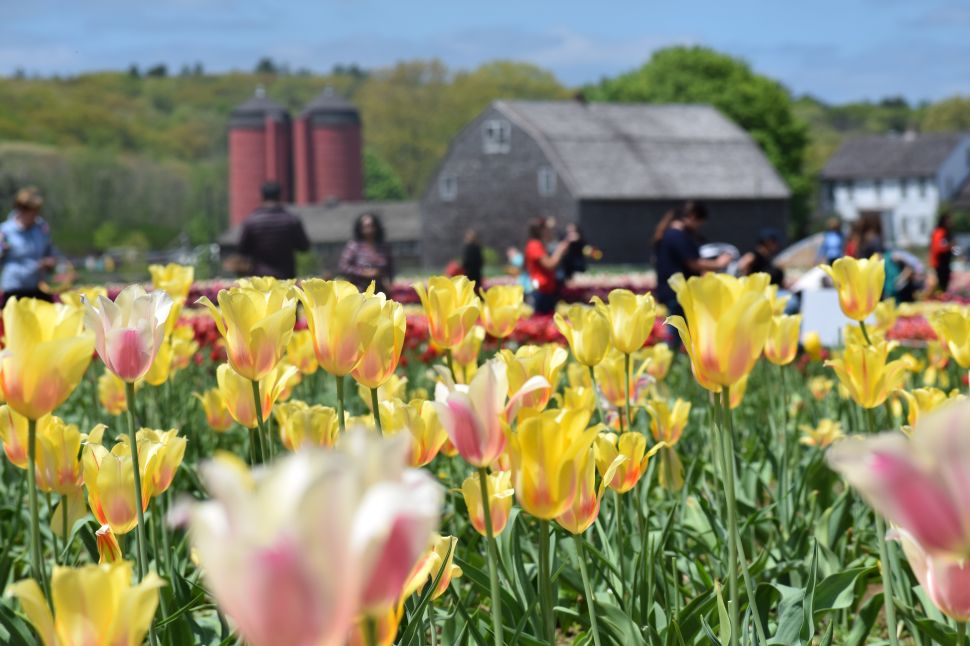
0;187;58;306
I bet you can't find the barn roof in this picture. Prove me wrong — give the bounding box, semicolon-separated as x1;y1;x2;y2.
219;201;421;246
821;133;967;180
492;100;790;200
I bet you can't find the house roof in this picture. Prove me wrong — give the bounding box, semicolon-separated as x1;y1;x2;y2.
952;175;970;211
821;133;967;180
219;201;421;246
492;100;790;200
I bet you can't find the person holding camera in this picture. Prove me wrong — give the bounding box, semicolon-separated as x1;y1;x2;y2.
0;187;59;306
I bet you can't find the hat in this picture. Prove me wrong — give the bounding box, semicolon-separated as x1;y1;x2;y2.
758;227;784;245
14;187;43;211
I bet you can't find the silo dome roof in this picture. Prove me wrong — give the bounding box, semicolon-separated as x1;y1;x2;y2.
301;87;360;124
229;87;290;128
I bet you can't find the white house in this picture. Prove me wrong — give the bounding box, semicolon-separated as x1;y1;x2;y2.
819;132;970;246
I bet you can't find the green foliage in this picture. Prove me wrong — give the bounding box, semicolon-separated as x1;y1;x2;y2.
363;147;407;201
588;46;811;233
921;96;970;132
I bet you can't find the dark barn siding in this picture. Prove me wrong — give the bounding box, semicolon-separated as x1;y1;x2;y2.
579;199;789;264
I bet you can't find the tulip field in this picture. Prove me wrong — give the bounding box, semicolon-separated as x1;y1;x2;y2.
2;258;970;645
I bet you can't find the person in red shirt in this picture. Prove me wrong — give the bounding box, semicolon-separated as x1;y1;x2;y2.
930;212;954;293
525;217;576;314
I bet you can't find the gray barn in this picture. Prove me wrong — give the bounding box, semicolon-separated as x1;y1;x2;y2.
421;100;790;267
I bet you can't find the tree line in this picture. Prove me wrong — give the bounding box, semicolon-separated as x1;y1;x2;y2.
1;47;967;253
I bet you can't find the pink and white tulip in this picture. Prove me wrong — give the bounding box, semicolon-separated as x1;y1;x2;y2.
84;285;173;382
826;399;970;559
184;431;442;646
433;359;548;469
889;528;970;621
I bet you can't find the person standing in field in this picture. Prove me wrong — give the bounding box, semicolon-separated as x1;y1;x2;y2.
339;211;395;295
930;212;954;293
819;217;844;265
0;187;59;306
461;228;484;288
653;202;731;317
525;217;576;315
237;181;310;279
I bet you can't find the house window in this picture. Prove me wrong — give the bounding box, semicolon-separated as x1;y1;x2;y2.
825;181;835;203
966;147;970;169
482;119;511;154
901;179;908;198
845;180;853;199
874;179;882;198
919;177;927;197
537;166;557;196
439;174;457;202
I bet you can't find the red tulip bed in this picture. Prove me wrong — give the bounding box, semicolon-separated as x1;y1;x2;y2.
1;266;970;646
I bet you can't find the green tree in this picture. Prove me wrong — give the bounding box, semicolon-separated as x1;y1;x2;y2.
922;96;970;132
363;148;406;200
588;46;811;235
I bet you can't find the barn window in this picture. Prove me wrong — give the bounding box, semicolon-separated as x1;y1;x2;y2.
439;174;457;201
537;166;557;196
482;119;511;154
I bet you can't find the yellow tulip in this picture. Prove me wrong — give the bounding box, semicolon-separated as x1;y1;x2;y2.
594;431;664;493
640;343;673;382
273;400;340;450
0;404;30;468
461;470;514;537
561;385;596;413
803;331;823;361
554;304;612;367
59;286;108;309
1;297;95;420
347;607;402;646
359;374;409;411
499;344;569;411
729;373;749;409
194;388;234;432
169;323;199;374
216;363;298;429
820;254;885;321
898;388;963;428
508;408;599;519
96;524;123;564
141;335;174;386
667;272;772;391
567;362;592;389
556;446;624;534
379;398;448;467
872;299;898;334
82;426;149;535
286;329;318;375
451;325;485;384
647;398;691;446
808;376;834;401
799;419;844;448
765;285;791;315
932;307;970;369
764;314;802;366
352;299;406;389
298;279;384;376
591;289;657;354
825;339;908;409
135;428;186;498
481;284;529;338
413;276;481;349
593;350;628;409
33;415;84;496
197;284;297;380
400;534;463;601
149;263;194;302
844;322;884;347
9;561;162;646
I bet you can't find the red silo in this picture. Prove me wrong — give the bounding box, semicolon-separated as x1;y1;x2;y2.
294;87;363;204
228;89;292;226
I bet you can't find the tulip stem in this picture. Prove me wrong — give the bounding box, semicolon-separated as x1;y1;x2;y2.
613;489;626;602
250;379;271;463
26;419;49;601
624;352;634;430
575;536;603;646
718;387;740;646
336;375;347;434
60;495;68;558
958;622;967;646
538;519;555;643
587;365;605;425
125;381;150;583
866;406;900;646
859;320;873;346
477;467;504;645
364;615;379;646
445;348;458;384
371;387;384;436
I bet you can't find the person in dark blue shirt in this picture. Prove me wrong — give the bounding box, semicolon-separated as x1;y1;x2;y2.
653;202;731;315
0;187;58;306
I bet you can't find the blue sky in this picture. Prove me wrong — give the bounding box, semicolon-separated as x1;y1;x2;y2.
5;0;970;103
